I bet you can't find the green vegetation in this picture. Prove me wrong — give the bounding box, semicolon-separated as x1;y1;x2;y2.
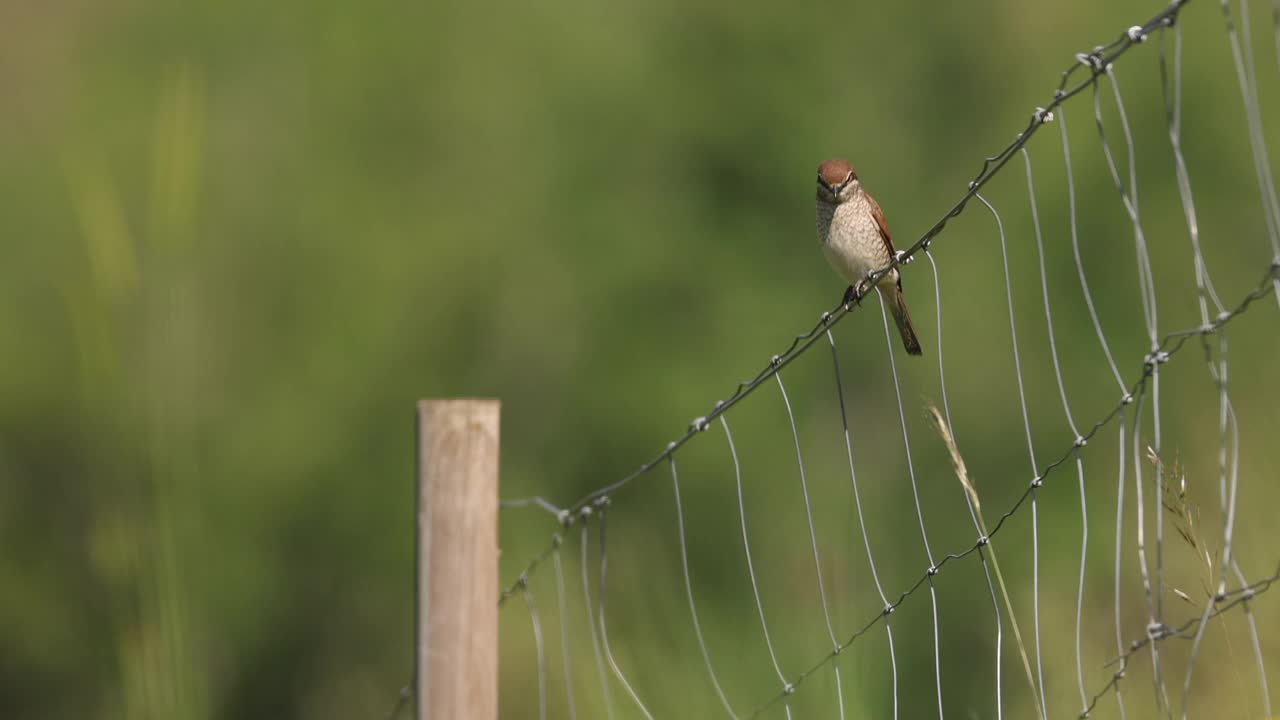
2;1;1279;718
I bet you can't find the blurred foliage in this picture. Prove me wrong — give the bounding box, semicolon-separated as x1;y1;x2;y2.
2;0;1280;718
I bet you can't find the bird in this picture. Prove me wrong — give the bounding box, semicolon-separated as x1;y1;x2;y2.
815;157;922;356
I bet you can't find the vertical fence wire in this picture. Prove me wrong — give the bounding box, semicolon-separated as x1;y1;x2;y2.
775;370;846;718
596;512;656;720
1128;385;1167;714
923;249;1004;720
519;581;548;720
721;415;793;718
1112;413;1129;720
827;330;899;720
1218;0;1280;257
1058;105;1126;391
976;189;1048;717
552;543;577;720
1226;397;1272;717
580;520;616;720
1160;24;1227;322
875;290;943;720
668;456;739;719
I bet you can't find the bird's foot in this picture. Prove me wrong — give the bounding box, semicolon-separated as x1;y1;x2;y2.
842;284;859;306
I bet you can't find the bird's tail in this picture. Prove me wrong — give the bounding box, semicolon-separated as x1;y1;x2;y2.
891;285;923;356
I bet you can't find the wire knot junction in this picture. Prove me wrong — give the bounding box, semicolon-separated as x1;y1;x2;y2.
1076;48;1109;72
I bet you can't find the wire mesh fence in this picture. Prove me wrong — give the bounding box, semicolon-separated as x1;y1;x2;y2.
399;0;1280;717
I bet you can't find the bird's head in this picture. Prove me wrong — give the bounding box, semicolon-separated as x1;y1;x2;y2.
816;158;859;204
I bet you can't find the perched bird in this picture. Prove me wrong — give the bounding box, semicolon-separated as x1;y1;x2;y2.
815;158;922;355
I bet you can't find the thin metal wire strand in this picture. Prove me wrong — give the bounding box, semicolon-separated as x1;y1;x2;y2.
668;456;739;719
1071;453;1089;715
775;371;846;718
977;188;1049;715
1129;386;1169;716
1225;397;1271;717
1058;104;1126;392
1213;333;1233;591
827;331;892;607
875;290;943;720
1023;147;1092;713
721;415;793;717
1160;23;1227;323
1112;413;1129;720
827;330;899;720
500;496;566;518
1219;0;1280;257
1021;151;1080;437
923;249;1003;720
596;512;656;720
977;192;1039;474
552;544;577;720
1238;0;1280;308
1231;560;1274;719
520;582;548;720
1031;485;1048;720
1094;71;1158;344
581;521;616;720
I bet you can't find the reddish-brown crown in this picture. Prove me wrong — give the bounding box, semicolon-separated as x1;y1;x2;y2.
817;158;857;188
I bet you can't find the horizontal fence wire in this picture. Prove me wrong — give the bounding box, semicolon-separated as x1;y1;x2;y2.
1080;564;1280;718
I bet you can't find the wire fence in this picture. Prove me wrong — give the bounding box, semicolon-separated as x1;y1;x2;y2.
397;0;1280;717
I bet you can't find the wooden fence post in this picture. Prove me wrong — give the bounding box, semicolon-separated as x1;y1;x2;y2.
416;399;500;720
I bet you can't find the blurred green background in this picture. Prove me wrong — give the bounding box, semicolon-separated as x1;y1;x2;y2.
3;0;1280;718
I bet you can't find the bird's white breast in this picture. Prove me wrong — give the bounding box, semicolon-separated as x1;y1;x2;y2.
816;194;890;287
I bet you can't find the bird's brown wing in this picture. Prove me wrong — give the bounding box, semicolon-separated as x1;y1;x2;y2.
866;193;897;258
